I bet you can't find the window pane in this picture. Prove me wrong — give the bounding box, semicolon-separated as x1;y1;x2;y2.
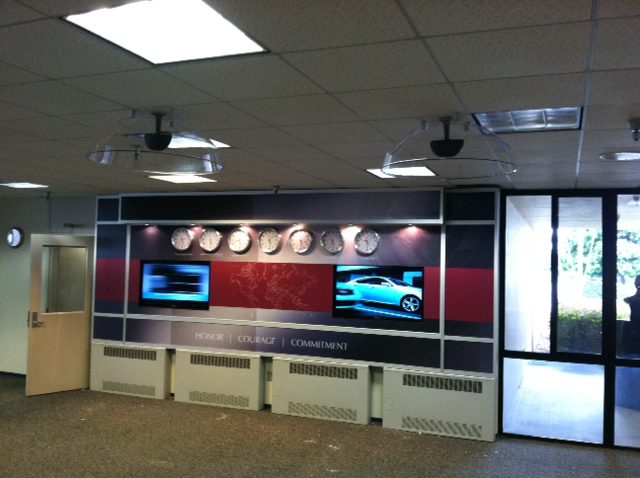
504;196;551;352
557;198;602;354
616;195;640;359
503;358;604;443
41;246;87;313
615;367;640;448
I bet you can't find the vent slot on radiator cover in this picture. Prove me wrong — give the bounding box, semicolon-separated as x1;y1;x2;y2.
189;390;250;408
289;361;358;379
103;381;156;397
288;402;358;422
401;416;483;439
190;353;251;369
104;346;157;361
403;373;483;393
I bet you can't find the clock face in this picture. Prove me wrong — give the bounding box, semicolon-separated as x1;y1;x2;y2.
171;227;194;252
354;227;380;255
289;228;314;254
320;228;344;255
6;227;24;248
228;228;252;254
199;228;222;253
258;227;281;254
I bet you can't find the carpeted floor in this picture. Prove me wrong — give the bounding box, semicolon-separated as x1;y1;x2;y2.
1;373;639;477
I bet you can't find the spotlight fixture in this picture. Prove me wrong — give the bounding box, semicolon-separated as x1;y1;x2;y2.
382;117;517;179
86;109;223;175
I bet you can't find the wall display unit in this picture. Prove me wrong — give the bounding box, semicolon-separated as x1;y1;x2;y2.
199;227;222;253
258;227;281;254
333;265;424;320
171;227;194;251
228;227;252;254
139;260;211;310
354;227;380;255
320;228;344;255
289;228;314;254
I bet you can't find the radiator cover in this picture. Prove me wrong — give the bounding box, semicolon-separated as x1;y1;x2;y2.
90;343;170;399
174;350;264;411
271;358;370;425
383;368;496;441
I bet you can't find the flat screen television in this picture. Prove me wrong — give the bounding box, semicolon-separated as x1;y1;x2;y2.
139;261;211;310
333;265;424;320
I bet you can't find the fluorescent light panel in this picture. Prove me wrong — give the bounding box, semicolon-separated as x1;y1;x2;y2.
600;152;640;161
473;107;582;133
148;175;218;184
0;182;48;189
65;0;265;64
366;168;395;178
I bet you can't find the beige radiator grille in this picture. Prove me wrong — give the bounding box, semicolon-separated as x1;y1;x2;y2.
190;354;251;369
289;362;358;380
104;346;157;361
402;373;483;393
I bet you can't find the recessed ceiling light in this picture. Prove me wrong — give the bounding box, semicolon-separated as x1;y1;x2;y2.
366;168;396;178
600;152;640;161
148;175;218;184
65;0;266;65
0;182;48;189
473;107;582;133
379;164;436;177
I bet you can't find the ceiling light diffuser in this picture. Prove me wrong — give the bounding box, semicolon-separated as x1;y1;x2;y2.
599;152;640;161
366;168;396;179
0;182;48;189
65;0;265;64
148;175;218;184
473;107;582;133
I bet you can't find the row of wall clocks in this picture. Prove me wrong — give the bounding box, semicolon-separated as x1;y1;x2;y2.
170;226;381;256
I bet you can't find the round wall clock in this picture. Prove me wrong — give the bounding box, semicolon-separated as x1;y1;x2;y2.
320;227;344;255
258;227;281;254
289;228;314;254
6;227;24;248
199;227;222;253
354;227;380;255
171;227;194;252
228;228;252;254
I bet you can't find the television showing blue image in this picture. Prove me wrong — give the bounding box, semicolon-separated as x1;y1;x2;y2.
140;261;210;310
333;265;424;320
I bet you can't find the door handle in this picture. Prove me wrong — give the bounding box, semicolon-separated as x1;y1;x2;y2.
30;311;45;328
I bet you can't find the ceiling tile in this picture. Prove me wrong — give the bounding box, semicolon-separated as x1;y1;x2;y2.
336;84;461;120
5;140;89;159
597;0;640;18
207;0;415;52
175;103;267;131
162;55;323;101
232;95;359;126
317;141;394;160
427;23;591;82
62;70;215;109
0;0;44;25
582;128;639;150
282;40;445;92
593;18;640;70
19;0;132;16
590;69;640;106
202;127;303;149
0;19;147;78
0;61;44;85
0;81;121;115
247;144;335;163
0;100;43;120
401;0;592;36
583;104;640;130
503;130;581;152
283;122;387;144
455;73;585;113
0;116;98;140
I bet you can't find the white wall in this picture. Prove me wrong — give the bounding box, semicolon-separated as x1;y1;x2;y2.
0;196;96;374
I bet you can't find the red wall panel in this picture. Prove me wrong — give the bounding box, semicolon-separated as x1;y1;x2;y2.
95;258;126;302
445;267;494;324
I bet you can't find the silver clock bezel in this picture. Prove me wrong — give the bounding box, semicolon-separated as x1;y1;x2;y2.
258;227;281;254
320;227;344;255
228;227;252;254
199;227;222;253
171;227;194;252
289;228;314;255
354;227;380;255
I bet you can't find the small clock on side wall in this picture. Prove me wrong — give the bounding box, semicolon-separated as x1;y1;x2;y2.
6;227;24;248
